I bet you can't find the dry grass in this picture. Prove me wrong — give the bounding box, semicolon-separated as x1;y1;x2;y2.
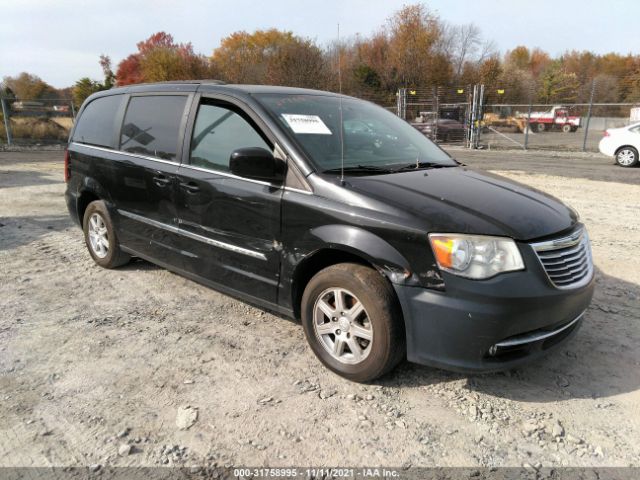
0;116;71;142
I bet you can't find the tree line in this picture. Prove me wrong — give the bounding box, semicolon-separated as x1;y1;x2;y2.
2;3;640;108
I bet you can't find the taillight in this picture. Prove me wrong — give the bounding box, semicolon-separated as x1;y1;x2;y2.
64;149;70;182
603;131;610;137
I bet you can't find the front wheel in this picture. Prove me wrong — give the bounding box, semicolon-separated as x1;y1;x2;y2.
301;263;405;382
561;124;572;133
616;147;639;167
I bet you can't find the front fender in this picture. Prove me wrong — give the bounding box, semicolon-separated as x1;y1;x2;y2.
294;224;420;285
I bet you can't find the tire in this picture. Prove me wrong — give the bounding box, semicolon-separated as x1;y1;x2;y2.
535;122;546;132
301;263;405;382
561;124;572;133
615;146;639;167
83;200;130;268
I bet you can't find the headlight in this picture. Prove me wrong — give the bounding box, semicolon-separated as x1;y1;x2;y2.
428;233;524;279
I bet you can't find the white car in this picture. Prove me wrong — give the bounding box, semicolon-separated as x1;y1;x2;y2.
598;122;640;167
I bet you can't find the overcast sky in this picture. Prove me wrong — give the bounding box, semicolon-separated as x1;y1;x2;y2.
1;0;638;88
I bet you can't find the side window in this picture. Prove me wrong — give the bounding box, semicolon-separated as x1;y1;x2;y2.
190;102;271;172
72;95;123;148
630;125;640;134
120;95;187;161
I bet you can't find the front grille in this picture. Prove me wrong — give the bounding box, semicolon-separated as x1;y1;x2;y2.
531;226;593;289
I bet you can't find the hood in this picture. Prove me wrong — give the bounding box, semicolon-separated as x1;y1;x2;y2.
345;166;577;241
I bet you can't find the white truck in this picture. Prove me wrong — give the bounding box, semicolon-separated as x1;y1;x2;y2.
520;106;581;133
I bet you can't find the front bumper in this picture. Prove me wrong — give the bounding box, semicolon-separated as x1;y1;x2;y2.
394;244;595;373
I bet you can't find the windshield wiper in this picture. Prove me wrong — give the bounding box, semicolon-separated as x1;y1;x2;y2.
390;161;457;173
322;164;394;175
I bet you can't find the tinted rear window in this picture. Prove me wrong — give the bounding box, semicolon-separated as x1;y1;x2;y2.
119;95;187;161
73;95;123;148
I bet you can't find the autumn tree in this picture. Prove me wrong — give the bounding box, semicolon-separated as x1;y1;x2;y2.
386;4;447;87
265;40;328;88
624;70;640;103
116;32;212;85
478;56;503;86
212;29;327;88
352;32;391;90
2;73;57;100
116;55;143;85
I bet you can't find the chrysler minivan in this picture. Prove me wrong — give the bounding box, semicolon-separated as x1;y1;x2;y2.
65;81;594;382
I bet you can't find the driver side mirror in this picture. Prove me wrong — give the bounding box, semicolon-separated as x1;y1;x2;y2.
229;147;286;183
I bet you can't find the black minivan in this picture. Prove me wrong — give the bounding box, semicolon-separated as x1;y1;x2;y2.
65;81;594;382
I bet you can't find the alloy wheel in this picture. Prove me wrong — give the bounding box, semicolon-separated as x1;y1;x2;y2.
312;288;373;365
617;149;636;166
88;213;109;258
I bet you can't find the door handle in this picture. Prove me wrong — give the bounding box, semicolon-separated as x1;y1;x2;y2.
180;181;200;194
153;174;171;187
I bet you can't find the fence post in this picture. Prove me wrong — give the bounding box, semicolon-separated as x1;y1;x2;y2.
396;88;407;119
402;88;407;120
524;92;533;150
582;79;596;152
1;97;12;146
433;86;439;141
70;100;76;118
469;85;478;149
471;84;485;149
465;86;473;148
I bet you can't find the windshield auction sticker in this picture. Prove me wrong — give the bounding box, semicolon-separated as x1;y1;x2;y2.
281;114;332;134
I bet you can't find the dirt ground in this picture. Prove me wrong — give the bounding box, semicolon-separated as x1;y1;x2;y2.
1;149;639;471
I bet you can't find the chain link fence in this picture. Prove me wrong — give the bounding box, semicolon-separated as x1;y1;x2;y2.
0;97;75;146
474;76;639;151
396;86;472;146
391;77;640;152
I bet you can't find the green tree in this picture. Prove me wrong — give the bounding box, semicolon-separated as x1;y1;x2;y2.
72;78;104;106
99;55;116;89
353;64;381;89
538;61;580;103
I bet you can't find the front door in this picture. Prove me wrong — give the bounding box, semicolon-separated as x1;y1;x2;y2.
175;97;283;304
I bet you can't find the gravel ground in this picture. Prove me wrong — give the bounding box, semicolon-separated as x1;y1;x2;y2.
0;149;639;470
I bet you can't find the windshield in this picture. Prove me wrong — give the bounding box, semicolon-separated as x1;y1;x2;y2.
255;94;456;173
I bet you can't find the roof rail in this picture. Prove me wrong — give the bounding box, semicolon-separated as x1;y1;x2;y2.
126;79;226;87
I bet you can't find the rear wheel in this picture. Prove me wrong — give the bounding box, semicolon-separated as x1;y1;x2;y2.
83;200;130;268
301;263;405;382
536;122;546;132
616;147;639;167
